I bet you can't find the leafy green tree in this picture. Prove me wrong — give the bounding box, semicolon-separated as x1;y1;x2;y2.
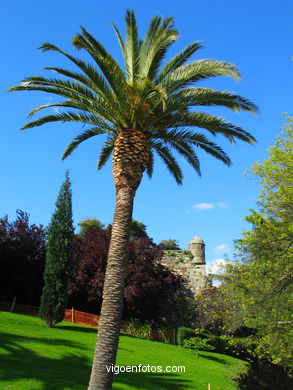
129;219;149;240
79;218;150;240
210;118;293;372
10;10;257;389
250;117;293;220
159;239;180;250
39;171;74;327
78;218;105;237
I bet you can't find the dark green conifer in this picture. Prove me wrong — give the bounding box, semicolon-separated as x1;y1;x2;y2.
39;171;74;327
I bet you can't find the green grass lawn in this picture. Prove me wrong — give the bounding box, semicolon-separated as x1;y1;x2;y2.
0;311;248;389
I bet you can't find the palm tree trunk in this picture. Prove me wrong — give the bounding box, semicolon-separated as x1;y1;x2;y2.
88;185;135;390
88;128;149;389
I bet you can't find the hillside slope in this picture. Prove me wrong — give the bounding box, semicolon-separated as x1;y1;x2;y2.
0;312;248;389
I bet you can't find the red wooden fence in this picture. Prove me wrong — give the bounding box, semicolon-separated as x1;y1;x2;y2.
64;308;99;327
0;301;175;344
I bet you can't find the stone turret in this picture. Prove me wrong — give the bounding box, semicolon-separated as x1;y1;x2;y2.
189;235;206;264
188;235;206;293
160;235;207;295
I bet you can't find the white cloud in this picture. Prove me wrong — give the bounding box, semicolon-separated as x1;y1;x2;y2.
207;258;231;286
207;258;228;275
190;202;228;212
215;244;230;254
192;202;214;211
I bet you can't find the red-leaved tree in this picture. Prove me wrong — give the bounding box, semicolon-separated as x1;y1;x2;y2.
68;228;182;324
0;210;46;306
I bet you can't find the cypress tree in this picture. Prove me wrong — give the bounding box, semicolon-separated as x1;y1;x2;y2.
40;171;74;327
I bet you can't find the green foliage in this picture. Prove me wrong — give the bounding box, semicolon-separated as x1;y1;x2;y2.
39;171;74;327
183;336;215;352
165;249;194;262
176;326;197;346
209;118;293;373
165;249;177;256
130;219;149;240
156;326;170;343
78;218;150;241
250;117;293;220
159;239;180;250
123;318;152;340
180;327;232;354
77;218;104;237
183;250;194;259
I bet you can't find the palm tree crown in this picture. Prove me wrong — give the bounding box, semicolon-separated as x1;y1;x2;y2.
10;10;257;186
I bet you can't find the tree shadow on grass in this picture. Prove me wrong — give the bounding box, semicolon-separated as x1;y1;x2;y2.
0;331;195;389
196;352;228;365
0;331;91;390
114;370;196;390
0;331;86;349
58;324;98;334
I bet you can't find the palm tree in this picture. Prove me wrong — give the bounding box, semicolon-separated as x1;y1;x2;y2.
9;10;257;389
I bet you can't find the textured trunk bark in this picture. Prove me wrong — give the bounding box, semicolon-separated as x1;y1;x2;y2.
88;186;135;390
88;129;149;389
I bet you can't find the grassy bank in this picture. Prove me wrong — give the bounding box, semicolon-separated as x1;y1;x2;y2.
0;311;249;389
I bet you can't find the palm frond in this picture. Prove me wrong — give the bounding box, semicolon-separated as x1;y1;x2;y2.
11;74;125;127
156;41;202;82
130;80;168;127
181;112;256;143
113;11;140;84
166;138;201;175
112;23;127;68
27;96;121;127
97;135;116;169
189;133;232;165
156;128;231;165
72;27;128;103
28;102;67;117
146;149;154;178
62;127;113;160
9;75;97;101
43;66;114;102
39;43;117;104
123;10;140;84
21;111;110;130
167;88;258;113
163;59;241;94
154;112;256;144
151;141;183;184
139;16;178;80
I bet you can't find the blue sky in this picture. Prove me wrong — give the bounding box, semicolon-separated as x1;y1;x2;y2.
1;0;292;267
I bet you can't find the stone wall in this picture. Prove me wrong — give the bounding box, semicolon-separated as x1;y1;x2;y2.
160;250;206;295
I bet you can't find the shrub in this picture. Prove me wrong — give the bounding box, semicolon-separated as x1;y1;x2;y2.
165;250;176;257
176;327;197;346
183;337;215;352
192;328;255;361
123;318;152;340
183;250;194;259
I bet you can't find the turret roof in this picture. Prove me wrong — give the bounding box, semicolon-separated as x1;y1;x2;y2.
189;235;204;244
